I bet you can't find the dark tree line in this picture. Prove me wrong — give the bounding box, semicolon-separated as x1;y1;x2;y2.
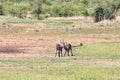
0;0;120;22
94;1;120;22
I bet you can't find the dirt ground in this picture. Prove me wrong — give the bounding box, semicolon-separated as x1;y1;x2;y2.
0;23;120;66
0;37;120;57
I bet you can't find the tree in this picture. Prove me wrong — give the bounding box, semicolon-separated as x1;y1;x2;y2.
0;4;4;15
15;0;21;3
30;0;42;19
94;7;104;22
94;0;120;22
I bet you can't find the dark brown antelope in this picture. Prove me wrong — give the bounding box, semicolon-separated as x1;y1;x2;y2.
55;44;63;57
62;40;73;56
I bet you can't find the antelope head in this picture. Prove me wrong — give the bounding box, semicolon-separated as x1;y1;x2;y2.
60;39;66;46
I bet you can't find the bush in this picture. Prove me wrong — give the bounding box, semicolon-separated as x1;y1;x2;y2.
8;4;31;18
94;7;104;22
94;0;120;22
52;3;75;17
0;4;4;15
0;0;120;19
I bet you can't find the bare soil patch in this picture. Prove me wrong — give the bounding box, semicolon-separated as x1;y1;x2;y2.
0;23;120;66
0;37;120;57
0;37;120;66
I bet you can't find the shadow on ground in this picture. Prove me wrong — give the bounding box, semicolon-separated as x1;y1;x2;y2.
0;47;24;53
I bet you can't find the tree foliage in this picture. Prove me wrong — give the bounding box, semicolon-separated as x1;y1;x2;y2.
0;0;120;21
31;0;42;19
0;4;4;15
94;0;120;22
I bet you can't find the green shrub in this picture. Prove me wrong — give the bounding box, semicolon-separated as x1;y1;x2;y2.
94;0;120;22
8;4;30;18
94;7;104;22
52;3;75;17
0;4;4;15
0;0;120;19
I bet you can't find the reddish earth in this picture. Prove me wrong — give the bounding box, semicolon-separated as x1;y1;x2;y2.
0;36;120;67
0;23;120;66
0;37;120;58
0;37;120;66
0;37;120;47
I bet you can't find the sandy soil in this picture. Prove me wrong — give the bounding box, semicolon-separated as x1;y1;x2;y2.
0;37;120;59
0;23;120;66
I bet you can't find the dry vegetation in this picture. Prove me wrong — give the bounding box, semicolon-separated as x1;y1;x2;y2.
0;16;120;80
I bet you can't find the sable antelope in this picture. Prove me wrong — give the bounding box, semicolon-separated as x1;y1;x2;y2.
55;44;63;57
62;40;73;56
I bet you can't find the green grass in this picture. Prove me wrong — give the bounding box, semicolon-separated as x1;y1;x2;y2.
0;17;120;80
5;18;40;24
0;16;120;39
0;57;120;80
74;42;120;59
0;16;41;24
0;42;120;80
